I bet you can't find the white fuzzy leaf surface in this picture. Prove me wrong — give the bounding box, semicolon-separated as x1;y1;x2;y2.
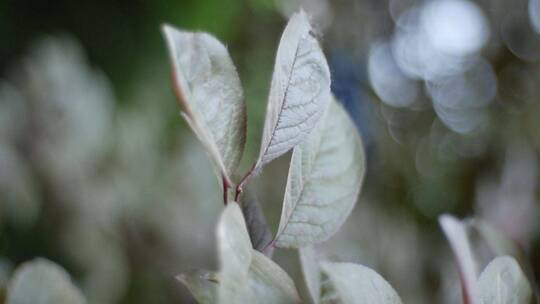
162;25;246;184
256;10;331;169
320;262;403;304
6;258;86;304
217;202;300;304
477;256;532;304
275;99;365;248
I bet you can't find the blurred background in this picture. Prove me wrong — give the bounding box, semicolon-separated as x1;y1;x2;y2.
1;0;540;303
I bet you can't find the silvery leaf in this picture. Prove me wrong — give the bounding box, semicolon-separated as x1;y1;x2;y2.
245;250;302;304
162;25;246;185
217;202;301;304
176;270;219;304
6;258;86;304
274;98;365;248
255;10;331;170
299;246;321;304
477;256;532;304
320;262;403;304
439;215;479;304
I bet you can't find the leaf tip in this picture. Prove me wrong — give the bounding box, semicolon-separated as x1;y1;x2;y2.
175;273;187;283
161;23;179;45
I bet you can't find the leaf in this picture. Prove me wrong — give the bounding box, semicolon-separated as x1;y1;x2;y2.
217;202;301;304
217;202;252;303
176;270;219;304
246;251;302;304
255;10;331;169
6;258;86;304
477;256;532;304
162;25;246;185
320;262;403;304
299;246;321;304
241;191;274;256
439;215;479;304
274;98;365;248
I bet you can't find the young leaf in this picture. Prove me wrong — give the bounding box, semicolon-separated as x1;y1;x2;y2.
217;202;301;304
176;270;219;304
255;10;331;170
477;256;532;304
274;98;365;248
162;25;246;185
439;215;479;304
241;191;274;256
6;258;86;304
320;262;403;304
299;246;321;304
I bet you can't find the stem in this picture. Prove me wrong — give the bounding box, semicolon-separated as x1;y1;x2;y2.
222;175;229;205
459;271;471;304
261;239;276;256
235;163;257;201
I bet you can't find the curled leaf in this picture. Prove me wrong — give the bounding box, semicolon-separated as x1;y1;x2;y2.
255;10;331;170
162;25;246;185
274;98;365;248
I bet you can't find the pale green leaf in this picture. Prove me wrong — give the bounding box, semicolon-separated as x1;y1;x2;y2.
275;98;365;248
6;258;86;304
256;10;331;169
176;270;219;304
320;262;403;304
217;202;301;304
162;25;246;185
477;256;532;304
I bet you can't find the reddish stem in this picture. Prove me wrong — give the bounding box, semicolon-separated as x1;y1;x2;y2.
222;175;229;205
461;282;469;304
235;163;257;201
261;239;276;255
